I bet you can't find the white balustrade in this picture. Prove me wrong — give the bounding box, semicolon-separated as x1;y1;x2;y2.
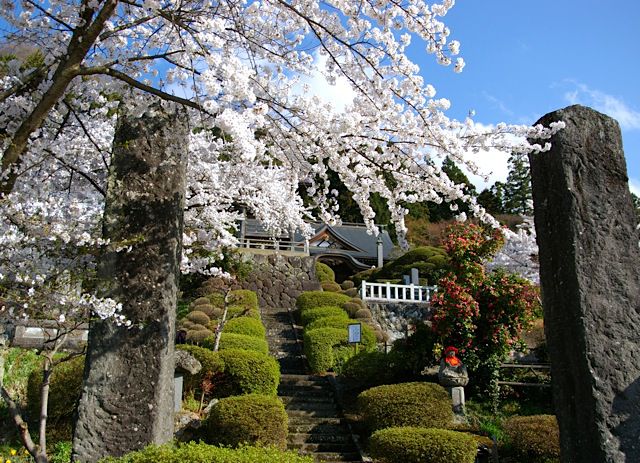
360;281;436;304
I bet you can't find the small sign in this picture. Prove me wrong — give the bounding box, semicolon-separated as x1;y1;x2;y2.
348;323;361;344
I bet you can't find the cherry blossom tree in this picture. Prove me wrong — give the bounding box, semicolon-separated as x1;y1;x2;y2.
1;0;565;459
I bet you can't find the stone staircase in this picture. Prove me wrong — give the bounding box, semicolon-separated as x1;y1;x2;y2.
262;307;362;463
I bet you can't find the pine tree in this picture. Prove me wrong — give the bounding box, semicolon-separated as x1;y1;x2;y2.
478;181;506;214
503;153;533;215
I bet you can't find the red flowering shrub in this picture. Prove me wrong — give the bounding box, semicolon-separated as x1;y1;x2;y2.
431;223;539;400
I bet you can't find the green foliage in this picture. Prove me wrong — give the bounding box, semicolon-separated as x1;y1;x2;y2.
303;327;349;373
218;349;280;396
341;287;359;298
354;308;372;319
315;261;335;283
27;355;85;424
223;316;266;338
369;427;477;463
192;297;212;307
373;246;450;284
186;310;211;326
1;348;42;401
341;301;362;317
186;327;214;344
340;280;355;290
304;317;376;350
210;332;269;354
321;281;342;292
99;442;313;463
296;291;351;312
503;153;533;215
340;351;403;390
203;394;288;449
300;306;348;326
229;290;259;310
358;382;453;431
227;307;261;319
503;415;560;463
426;157;477;222
176;345;225;394
50;441;73;463
193;304;222;319
208;292;226;308
388;322;439;379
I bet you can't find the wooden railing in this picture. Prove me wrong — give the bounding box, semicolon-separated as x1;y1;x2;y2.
238;238;309;254
360;281;437;304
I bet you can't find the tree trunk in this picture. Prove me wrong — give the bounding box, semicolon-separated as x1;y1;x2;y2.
72;101;188;462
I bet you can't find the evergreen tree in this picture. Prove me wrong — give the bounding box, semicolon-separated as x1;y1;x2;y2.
427;157;477;222
631;192;640;224
477;181;506;215
503;153;533;215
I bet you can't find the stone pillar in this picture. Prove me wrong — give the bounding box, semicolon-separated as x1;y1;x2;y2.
529;105;640;462
410;268;419;285
72;101;188;462
376;236;384;268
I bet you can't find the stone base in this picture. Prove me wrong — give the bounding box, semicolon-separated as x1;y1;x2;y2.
448;386;465;415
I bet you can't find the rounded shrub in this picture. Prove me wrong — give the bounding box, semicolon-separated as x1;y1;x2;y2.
300;306;348;326
503;415;560;462
369;427;477;463
178;319;195;330
321;281;342;293
354;308;373;319
99;441;314;463
340;350;402;388
223;316;266;338
296;291;351;312
303;327;348;373
305;317;376;350
186;310;211;326
315;261;335;283
192;297;212;307
341;280;355;290
358;382;453;431
186;327;213;344
27;355;84;424
218;348;280;396
341;287;359;298
208;292;226;308
203;394;288;449
194;304;219;319
229;290;259;310
209;332;269;354
341;301;362;317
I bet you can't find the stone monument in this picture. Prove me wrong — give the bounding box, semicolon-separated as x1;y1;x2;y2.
529;104;640;462
438;346;468;415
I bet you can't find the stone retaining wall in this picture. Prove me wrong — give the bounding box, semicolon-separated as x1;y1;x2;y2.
240;253;321;309
368;302;434;342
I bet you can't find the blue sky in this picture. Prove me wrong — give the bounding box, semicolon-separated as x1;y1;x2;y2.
415;0;640;194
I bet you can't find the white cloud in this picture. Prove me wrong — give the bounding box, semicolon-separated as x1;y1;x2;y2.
294;52;356;113
563;82;640;131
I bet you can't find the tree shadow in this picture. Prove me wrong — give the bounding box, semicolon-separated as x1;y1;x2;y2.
612;374;640;461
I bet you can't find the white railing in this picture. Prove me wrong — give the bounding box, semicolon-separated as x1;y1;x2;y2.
360;281;437;304
239;238;309;254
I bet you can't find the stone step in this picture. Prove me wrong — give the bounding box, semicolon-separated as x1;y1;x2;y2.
285;401;338;413
286;409;343;420
301;451;361;462
279;387;334;399
289;441;358;454
287;422;349;434
288;432;353;445
280;373;327;383
287;414;345;426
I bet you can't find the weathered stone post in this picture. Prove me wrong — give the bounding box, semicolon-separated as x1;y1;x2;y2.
72;101;188;462
528;104;640;462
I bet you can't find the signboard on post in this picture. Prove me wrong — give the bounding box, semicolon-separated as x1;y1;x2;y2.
348;323;362;344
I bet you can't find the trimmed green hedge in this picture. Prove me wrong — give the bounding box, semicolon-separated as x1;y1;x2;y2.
369;427;477;463
227;307;261;319
229;290;259;310
218;348;280;396
304;317;376;350
296;291;351;312
300;306;348;326
99;442;313;463
358;382;453;431
503;415;560;462
321;282;342;293
315;261;335;283
303;327;349;373
340;350;402;388
27;355;85;424
223;316;266;338
208;332;269;354
203;394;288;449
